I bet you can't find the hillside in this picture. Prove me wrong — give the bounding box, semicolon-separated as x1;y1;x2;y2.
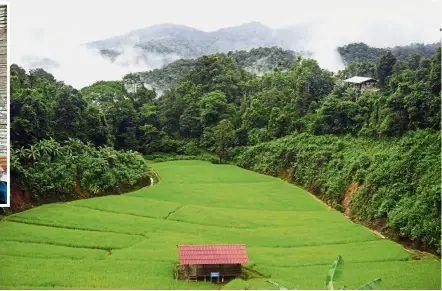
133;47;308;94
1;160;440;289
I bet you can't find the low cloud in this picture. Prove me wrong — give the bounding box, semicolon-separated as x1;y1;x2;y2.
12;33;176;89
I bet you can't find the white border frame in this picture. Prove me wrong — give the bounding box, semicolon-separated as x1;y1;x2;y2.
0;1;9;207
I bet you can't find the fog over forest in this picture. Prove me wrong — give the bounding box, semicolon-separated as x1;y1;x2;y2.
11;0;441;88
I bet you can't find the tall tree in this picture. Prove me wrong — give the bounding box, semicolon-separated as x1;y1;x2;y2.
377;51;397;88
212;119;235;163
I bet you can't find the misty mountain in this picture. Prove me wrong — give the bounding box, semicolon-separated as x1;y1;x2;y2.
86;22;311;67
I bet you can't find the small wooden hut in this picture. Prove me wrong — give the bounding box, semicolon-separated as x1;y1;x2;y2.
175;244;249;282
343;76;378;93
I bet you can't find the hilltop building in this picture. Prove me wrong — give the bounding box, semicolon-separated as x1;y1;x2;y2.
343;76;378;94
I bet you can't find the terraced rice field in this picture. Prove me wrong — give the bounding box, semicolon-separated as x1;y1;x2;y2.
0;160;440;289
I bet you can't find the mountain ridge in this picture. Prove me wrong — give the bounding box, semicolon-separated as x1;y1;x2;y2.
86;21;297;65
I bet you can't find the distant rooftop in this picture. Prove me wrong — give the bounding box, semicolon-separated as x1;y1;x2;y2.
344;76;377;84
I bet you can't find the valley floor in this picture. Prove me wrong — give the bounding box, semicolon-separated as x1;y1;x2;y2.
0;160;440;289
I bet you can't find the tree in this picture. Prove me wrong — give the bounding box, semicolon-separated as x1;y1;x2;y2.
123;73;142;93
377;51;397;88
11;93;50;147
312;93;363;135
198;90;227;127
212;119;235;163
131;86;156;109
80;81;126;107
106;99;140;151
83;106;113;147
268;107;289;138
429;47;441;94
53;86;88;141
179;104;202;138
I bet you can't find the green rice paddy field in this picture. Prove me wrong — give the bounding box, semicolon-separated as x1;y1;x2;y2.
0;160;440;289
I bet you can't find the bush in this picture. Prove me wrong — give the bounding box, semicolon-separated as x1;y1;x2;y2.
11;138;150;200
144;152;218;164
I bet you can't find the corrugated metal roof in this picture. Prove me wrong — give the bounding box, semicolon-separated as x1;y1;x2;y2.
178;244;249;265
343;76;377;84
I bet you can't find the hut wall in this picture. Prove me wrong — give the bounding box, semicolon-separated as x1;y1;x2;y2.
195;264;242;277
177;264;243;279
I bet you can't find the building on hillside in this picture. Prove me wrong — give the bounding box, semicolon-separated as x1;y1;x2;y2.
343;76;378;93
175;244;249;282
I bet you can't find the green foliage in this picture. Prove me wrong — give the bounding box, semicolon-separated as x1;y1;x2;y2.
377;51;396;88
326;256;344;289
357;279;383;290
326;256;382;290
229;47;309;73
337;61;377;79
11;138;150;200
211;119;236;163
199;90;227;126
338;42;440;66
80;80;126;105
132;47;309;95
234;130;441;251
338;43;387;65
10;69;114;148
144;152;219;164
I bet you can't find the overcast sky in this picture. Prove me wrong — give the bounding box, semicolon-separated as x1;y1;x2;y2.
9;0;442;87
11;0;440;44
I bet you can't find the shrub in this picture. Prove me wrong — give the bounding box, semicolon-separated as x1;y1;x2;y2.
11;138;150;200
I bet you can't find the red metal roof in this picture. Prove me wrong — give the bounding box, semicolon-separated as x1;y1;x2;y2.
178;244;249;265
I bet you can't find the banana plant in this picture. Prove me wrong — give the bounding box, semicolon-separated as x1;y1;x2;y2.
326;256;383;290
326;255;344;290
266;256;382;290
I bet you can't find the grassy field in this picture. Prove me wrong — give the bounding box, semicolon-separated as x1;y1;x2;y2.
0;160;440;289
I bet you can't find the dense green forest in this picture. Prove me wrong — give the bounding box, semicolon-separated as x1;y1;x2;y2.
135;47;306;93
9;66;151;210
9;45;441;252
338;42;440;65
